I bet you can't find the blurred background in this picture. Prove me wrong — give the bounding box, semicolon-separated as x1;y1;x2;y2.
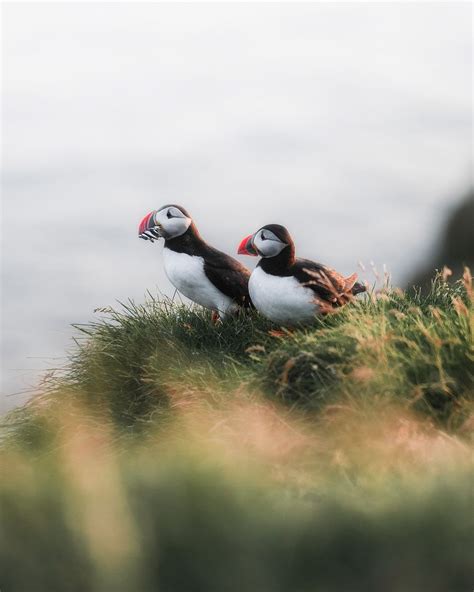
1;2;472;411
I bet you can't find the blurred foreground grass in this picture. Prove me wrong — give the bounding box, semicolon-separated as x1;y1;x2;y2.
1;272;473;591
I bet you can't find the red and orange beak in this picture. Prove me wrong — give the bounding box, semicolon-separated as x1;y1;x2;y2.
238;234;258;256
138;210;162;241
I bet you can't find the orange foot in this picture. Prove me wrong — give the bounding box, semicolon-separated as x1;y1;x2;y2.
211;311;220;324
268;328;293;338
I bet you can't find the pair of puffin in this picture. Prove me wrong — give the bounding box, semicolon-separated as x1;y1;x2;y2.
138;205;365;324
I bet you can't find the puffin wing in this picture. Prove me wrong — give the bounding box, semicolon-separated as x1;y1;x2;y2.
203;247;252;307
293;259;363;310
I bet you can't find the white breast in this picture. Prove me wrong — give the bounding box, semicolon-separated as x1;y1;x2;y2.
162;247;236;318
249;266;318;324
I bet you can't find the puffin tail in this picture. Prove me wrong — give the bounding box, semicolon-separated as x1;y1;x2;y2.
352;281;367;295
344;273;366;295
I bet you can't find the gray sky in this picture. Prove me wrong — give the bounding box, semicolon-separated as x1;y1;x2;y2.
1;2;472;411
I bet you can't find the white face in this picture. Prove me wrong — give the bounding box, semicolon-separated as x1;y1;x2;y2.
154;206;192;239
253;228;288;258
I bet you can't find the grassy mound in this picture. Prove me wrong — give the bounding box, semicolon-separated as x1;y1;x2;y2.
0;272;472;591
6;270;472;442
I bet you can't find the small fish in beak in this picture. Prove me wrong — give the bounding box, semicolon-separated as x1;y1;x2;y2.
138;210;162;242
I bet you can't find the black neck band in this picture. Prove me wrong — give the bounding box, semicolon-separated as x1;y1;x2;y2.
259;244;295;276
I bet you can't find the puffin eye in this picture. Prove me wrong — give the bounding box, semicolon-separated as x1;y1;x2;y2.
261;233;267;241
167;210;173;219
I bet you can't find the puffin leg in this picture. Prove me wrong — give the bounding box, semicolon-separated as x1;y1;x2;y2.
211;310;220;324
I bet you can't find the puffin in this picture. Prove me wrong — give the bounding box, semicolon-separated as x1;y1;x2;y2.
237;224;366;324
139;205;251;319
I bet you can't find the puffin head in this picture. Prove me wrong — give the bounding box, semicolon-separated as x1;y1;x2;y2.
238;224;293;258
138;204;192;241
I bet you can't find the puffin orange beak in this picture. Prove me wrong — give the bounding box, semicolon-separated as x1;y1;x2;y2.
138;210;162;241
238;234;258;256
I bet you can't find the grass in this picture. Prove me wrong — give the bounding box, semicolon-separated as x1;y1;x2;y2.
0;271;472;591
